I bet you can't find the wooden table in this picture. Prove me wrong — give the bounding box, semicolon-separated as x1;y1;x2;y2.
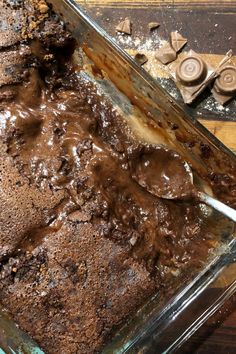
77;1;236;352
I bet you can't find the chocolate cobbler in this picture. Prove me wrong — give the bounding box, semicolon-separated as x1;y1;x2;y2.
0;1;235;353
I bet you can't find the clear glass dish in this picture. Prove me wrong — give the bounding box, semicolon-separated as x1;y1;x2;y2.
0;1;235;353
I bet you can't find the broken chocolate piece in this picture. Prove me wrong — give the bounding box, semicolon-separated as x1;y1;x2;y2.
215;65;236;94
148;22;160;31
176;54;207;85
212;65;236;105
170;31;187;52
134;53;148;65
116;18;132;35
155;42;177;65
170;50;217;104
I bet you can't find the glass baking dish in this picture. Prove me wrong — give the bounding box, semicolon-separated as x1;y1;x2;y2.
0;1;235;353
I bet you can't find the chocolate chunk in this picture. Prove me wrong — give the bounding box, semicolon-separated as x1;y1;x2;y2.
148;22;160;31
170;31;187;52
176;54;207;85
116;18;132;35
215;66;236;94
212;65;236;105
171;50;217;104
134;53;148;65
155;42;177;64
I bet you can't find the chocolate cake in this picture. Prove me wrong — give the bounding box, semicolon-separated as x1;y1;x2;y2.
0;1;235;353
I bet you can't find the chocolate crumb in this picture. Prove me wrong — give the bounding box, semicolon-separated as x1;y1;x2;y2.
200;143;212;159
29;21;37;31
116;18;132;35
170;31;187;52
38;1;49;15
148;22;160;31
155;42;177;64
134;53;148;65
43;54;54;61
20;0;50;40
68;210;92;223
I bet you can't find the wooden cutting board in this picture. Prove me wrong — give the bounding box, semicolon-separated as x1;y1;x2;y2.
77;1;236;353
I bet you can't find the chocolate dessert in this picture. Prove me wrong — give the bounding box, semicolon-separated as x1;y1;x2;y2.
0;1;235;353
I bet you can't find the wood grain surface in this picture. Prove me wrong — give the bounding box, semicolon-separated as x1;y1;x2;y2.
76;0;236;352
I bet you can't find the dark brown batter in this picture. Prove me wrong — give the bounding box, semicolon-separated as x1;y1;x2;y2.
0;1;235;354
